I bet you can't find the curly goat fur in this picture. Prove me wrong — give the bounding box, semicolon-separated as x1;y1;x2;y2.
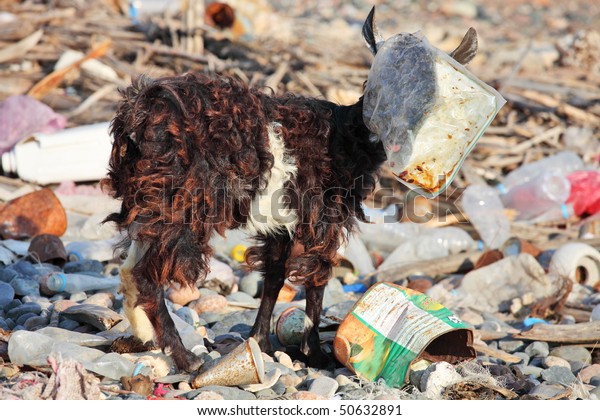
103;72;386;370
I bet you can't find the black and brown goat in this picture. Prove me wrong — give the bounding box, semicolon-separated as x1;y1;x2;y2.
103;8;478;372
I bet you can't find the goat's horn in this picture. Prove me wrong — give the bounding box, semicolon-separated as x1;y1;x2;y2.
362;6;383;55
450;27;478;65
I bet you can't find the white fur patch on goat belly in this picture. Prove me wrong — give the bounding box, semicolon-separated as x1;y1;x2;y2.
244;123;298;237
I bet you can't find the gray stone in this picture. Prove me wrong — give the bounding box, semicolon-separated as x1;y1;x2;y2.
570;361;588;374
542;356;571;369
340;387;368;400
22;295;52;310
308;375;339;399
4;317;15;330
175;306;202;327
0;318;9;330
23;315;48;331
589;376;600;387
7;302;42;320
210;309;257;336
16;312;37;326
64;260;104;274
0;268;19;283
264;362;296;377
238;272;263;298
498;340;525;353
323;278;346;308
0;282;15;308
271;380;286;395
590;386;600;400
512;352;530;366
226;291;256;304
550;345;592;365
541;366;577;386
255;388;278;399
58;318;80;330
479;321;501;332
9;261;39;277
192;385;256;400
70;291;88;302
515;364;543;378
529;357;544;367
525;341;550;358
4;299;21;312
9;277;39;297
409;368;426;388
529;383;568;399
324;300;356;320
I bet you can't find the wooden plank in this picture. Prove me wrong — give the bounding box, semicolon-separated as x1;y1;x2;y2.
513;321;600;343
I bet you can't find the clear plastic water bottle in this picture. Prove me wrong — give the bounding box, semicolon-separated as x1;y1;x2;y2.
498;151;583;193
461;184;510;249
421;226;482;254
42;272;121;294
501;171;571;221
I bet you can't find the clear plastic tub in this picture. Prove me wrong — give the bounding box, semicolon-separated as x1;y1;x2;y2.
363;32;506;198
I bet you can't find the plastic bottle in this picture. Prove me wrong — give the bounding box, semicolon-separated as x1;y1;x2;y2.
501;172;571;221
65;239;118;262
357;221;424;254
461;184;510;249
378;227;480;270
0;122;113;185
498;151;583;193
529;203;574;224
42;272;121;294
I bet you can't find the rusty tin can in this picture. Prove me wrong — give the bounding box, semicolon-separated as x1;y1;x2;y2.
334;282;475;387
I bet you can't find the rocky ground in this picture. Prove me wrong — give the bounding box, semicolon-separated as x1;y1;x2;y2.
1;0;600;401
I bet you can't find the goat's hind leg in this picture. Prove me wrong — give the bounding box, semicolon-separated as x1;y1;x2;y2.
121;240;203;372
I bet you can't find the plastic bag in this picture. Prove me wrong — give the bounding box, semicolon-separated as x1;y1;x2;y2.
363;32;506;198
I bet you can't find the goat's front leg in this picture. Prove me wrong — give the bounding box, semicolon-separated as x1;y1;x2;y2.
248;234;292;353
122;240;203;372
302;284;332;368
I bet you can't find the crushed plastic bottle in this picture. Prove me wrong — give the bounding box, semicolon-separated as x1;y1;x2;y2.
501;171;571;221
41;272;121;295
461;184;510;249
498;151;583;193
358;221;424;254
378;226;479;270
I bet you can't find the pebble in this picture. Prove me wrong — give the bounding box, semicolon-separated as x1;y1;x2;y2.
210;310;257;336
335;374;354;387
192;391;225;400
23;315;49;331
189;294;228;315
83;293;113;308
525;341;550;358
542;356;571;369
52;300;77;313
578;365;600;384
238;271;263;298
455;309;484;326
0;318;9;330
279;374;302;388
194;385;256;400
9;277;39;297
0;282;15;308
274;351;294;370
308;375;339;399
340;387;368;400
478;320;501;331
512;352;530;366
0;268;19;283
590;376;600;387
166;284;201;306
529;383;568;399
16;312;37;325
64;260;104;274
255;388;278;399
70;291;88;302
7;302;42;320
175;306;202;327
590;387;600;400
226;291;256;304
541;366;577;386
498;339;524;353
549;345;592;365
324;300;356;320
419;362;462;399
4;299;22;312
271;380;286;395
291;391;327;400
22;296;52;311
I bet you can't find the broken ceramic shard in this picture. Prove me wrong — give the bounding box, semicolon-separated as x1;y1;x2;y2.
363;32;506;198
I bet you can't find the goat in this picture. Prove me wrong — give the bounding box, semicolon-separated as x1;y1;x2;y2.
102;7;478;372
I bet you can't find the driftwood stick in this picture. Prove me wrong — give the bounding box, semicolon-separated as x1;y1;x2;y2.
513;321;600;344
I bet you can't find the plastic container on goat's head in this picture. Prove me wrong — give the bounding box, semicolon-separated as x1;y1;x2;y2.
363;32;506;198
333;282;475;387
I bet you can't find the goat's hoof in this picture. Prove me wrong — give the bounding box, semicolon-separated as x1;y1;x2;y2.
175;351;205;373
110;336;157;354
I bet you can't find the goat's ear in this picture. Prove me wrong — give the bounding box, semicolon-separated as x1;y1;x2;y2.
362;6;383;55
449;27;478;65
